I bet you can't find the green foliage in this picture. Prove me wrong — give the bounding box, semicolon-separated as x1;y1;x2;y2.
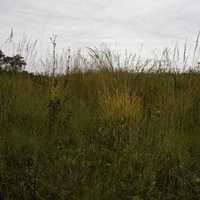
0;50;26;72
0;70;200;199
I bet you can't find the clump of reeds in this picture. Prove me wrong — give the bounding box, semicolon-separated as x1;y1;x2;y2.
97;87;141;150
100;88;140;125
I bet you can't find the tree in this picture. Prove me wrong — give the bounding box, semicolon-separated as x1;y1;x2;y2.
0;50;26;72
0;50;5;66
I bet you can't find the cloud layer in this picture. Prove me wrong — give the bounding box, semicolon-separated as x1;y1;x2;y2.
1;0;200;53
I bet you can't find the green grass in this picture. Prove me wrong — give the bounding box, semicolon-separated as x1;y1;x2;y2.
0;69;200;199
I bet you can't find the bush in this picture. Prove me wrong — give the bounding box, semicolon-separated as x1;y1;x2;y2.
0;50;26;72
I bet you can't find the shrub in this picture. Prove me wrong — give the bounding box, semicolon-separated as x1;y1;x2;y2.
0;50;26;72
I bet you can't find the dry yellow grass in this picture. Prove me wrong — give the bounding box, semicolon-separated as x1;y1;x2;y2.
100;88;141;125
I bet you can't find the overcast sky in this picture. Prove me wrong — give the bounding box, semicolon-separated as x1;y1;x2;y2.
0;0;200;54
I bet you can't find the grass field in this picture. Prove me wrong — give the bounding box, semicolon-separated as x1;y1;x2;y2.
0;62;200;199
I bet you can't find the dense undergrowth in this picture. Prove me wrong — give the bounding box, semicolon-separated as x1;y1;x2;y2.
0;67;200;199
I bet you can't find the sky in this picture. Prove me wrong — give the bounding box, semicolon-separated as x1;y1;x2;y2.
0;0;200;55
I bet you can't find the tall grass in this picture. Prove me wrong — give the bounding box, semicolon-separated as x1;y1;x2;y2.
0;32;200;199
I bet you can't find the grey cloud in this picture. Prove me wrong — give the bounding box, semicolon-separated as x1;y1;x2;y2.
0;0;200;53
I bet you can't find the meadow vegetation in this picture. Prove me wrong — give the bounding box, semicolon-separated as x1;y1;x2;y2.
0;35;200;199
